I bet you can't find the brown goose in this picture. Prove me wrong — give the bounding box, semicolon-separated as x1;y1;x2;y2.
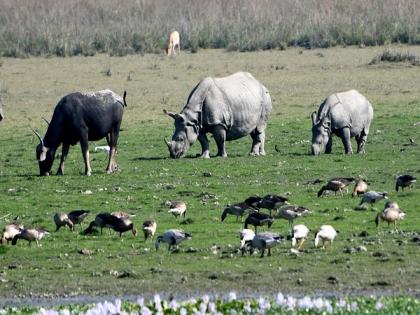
12;228;49;247
142;220;157;241
352;179;368;197
318;177;354;197
53;212;74;231
1;223;24;244
375;203;406;230
274;205;310;227
167;200;187;219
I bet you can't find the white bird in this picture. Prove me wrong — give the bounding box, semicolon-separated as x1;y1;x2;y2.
360;191;388;205
291;224;309;250
1;223;24;244
314;225;337;249
142;220;157;241
239;228;255;249
155;229;192;251
167;201;187;219
12;228;49;247
242;232;283;258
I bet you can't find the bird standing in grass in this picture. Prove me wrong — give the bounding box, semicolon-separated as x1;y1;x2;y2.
221;203;254;222
155;229;192;251
53;212;74;231
239;228;255;249
314;225;337;249
375;202;406;230
242;232;283;258
359;191;388;205
68;210;90;228
12;228;49;247
318;178;354;197
167;201;187;220
274;205;310;228
395;175;416;192
291;224;309;250
1;223;24;244
244;212;274;233
142;220;157;241
245;194;288;215
83;213;137;237
352;179;368;197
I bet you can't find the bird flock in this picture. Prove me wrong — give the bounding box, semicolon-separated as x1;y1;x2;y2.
0;175;416;258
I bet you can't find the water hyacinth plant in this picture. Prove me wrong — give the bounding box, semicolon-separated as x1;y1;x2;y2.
1;293;419;314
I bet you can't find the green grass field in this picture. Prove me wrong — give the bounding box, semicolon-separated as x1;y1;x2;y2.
0;46;419;302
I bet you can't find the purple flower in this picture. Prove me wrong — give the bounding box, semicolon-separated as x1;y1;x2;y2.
208;302;216;313
154;294;162;307
140;306;152;315
180;307;187;315
337;298;347;308
375;300;384;310
298;296;313;310
228;292;237;302
168;299;178;311
136;297;145;307
276;293;285;306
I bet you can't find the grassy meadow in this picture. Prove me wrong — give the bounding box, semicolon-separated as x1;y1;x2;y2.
0;46;420;303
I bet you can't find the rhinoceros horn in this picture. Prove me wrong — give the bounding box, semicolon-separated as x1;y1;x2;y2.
164;137;171;148
311;111;318;126
31;127;44;147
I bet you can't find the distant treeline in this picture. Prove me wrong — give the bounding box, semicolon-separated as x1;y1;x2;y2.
1;0;419;57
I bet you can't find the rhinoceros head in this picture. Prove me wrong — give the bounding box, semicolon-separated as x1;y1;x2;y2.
164;109;199;158
311;111;331;155
33;129;55;176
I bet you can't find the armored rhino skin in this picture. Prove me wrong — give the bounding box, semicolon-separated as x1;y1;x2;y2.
164;72;272;158
311;90;373;155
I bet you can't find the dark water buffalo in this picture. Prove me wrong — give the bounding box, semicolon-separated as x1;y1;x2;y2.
164;72;272;158
33;90;126;176
311;90;373;155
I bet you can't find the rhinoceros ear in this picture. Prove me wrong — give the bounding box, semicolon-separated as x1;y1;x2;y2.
311;111;317;126
163;109;181;120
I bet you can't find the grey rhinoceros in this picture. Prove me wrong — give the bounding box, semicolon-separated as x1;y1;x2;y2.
311;90;373;155
164;72;272;158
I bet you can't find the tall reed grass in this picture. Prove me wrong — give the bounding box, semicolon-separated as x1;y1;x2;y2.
0;0;419;57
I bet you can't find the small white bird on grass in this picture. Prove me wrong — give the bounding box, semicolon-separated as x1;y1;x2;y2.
314;225;337;249
239;228;255;249
359;191;388;205
376;202;406;231
291;224;309;250
155;229;192;251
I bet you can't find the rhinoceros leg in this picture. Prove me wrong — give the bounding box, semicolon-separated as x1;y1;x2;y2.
56;143;70;175
250;130;265;156
198;133;210;158
213;125;227;157
339;127;353;154
356;132;367;153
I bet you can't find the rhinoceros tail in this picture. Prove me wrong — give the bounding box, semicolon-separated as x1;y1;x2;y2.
123;91;127;107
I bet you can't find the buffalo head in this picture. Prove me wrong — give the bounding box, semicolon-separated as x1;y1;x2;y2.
33;129;55;176
164;109;199;158
311;111;331;155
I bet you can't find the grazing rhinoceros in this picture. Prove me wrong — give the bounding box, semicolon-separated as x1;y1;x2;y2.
164;72;272;158
311;90;373;155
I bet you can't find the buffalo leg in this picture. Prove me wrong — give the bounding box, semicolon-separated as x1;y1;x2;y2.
198;133;210;158
325;136;333;154
106;129;119;173
80;137;92;176
339;128;353;154
213;125;227;157
57;143;70;175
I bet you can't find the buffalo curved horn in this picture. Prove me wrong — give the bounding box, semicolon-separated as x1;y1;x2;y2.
31;127;44;146
42;117;50;125
164;137;171;148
